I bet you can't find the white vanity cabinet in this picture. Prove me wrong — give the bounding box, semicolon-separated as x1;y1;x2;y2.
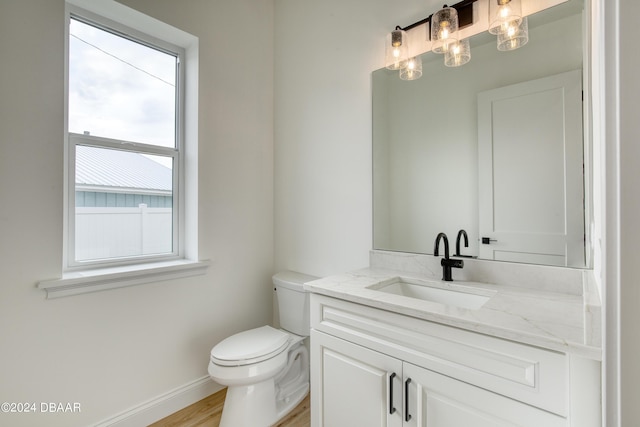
311;330;403;426
403;362;566;427
309;294;601;427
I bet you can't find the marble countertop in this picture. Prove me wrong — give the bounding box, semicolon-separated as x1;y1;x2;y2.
304;267;601;360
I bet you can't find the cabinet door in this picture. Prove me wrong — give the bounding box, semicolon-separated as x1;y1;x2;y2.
311;330;403;427
403;363;567;427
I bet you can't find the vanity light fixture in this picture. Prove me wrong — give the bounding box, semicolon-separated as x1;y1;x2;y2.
431;5;459;54
385;0;530;80
385;0;475;80
385;27;409;70
400;56;423;80
488;0;523;35
444;38;471;67
497;16;529;51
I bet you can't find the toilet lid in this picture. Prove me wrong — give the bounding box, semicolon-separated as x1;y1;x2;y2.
210;326;289;367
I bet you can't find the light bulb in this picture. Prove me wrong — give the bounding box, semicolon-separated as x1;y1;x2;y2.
498;4;512;19
489;0;522;35
400;56;422;80
385;29;408;70
497;16;529;51
431;6;459;54
440;21;450;40
444;38;470;67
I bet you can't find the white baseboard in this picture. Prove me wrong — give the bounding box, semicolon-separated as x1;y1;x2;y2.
92;376;222;427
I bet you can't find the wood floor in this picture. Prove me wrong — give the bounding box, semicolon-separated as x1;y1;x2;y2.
149;388;310;427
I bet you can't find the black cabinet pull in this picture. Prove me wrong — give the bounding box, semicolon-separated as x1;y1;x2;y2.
389;372;397;414
405;378;412;422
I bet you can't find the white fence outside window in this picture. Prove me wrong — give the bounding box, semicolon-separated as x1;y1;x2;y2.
75;204;172;261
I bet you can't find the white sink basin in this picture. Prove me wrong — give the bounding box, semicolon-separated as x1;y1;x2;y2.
368;277;492;310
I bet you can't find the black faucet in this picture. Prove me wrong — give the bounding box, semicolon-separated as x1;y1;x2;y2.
455;229;469;257
434;232;464;281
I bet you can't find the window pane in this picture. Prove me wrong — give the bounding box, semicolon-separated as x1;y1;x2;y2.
69;18;177;148
75;145;174;262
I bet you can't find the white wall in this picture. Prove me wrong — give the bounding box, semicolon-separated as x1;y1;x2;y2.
618;0;640;422
606;0;640;424
274;0;426;277
618;0;640;419
0;1;274;426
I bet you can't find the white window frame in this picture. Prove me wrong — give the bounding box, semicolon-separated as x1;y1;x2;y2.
38;0;206;298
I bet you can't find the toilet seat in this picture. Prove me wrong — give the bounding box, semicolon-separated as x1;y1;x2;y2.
210;326;289;367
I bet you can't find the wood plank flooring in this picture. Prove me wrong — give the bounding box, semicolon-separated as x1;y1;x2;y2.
149;388;310;427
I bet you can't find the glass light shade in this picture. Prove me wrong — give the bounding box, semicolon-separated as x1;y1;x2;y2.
444;38;471;67
400;56;423;80
489;0;522;35
497;17;529;51
431;6;459;54
385;29;409;70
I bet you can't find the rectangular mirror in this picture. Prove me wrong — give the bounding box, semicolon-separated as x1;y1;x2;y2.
372;0;590;268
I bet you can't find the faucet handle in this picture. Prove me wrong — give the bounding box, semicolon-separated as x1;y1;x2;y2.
440;257;463;281
442;258;464;269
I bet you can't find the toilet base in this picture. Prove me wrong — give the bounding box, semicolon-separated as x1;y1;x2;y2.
219;379;277;427
216;340;309;427
218;381;309;427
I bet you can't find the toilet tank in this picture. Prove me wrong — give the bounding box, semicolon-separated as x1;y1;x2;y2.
273;271;318;336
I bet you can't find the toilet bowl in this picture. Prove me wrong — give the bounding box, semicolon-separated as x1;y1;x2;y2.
208;271;317;427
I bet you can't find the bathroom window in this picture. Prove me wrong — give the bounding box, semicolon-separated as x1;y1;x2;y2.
39;0;203;298
66;13;182;268
55;0;207;291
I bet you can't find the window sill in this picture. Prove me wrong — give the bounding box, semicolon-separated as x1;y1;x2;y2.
37;259;210;299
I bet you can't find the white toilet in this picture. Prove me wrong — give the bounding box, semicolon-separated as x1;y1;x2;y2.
208;271;317;427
